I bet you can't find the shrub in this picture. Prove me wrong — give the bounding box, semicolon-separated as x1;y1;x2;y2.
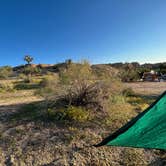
40;75;59;87
104;103;136;131
122;87;135;97
46;106;89;122
58;61;123;113
120;69;140;82
65;106;89;122
0;66;13;79
0;82;14;92
59;60;93;85
23;66;41;76
37;61;125;122
36;75;60;97
18;73;27;80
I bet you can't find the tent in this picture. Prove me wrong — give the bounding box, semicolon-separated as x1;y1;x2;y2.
95;91;166;150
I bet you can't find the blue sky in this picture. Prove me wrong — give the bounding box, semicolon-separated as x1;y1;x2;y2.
0;0;166;66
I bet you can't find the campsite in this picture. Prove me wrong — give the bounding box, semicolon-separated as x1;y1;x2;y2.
0;61;166;165
1;0;166;165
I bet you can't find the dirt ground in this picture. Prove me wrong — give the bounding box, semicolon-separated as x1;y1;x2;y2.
0;82;166;165
125;82;166;95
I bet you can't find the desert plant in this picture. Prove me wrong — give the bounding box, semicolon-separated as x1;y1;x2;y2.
122;87;135;97
0;82;14;92
0;66;13;79
48;62;122;112
24;55;33;64
45;106;89;122
65;106;89;122
35;74;61;99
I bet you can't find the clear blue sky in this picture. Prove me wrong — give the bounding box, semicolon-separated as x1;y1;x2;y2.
0;0;166;66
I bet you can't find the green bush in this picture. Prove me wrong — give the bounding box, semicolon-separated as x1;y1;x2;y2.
65;106;89;122
46;106;89;122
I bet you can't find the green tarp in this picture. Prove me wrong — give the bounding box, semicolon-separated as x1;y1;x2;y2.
95;91;166;150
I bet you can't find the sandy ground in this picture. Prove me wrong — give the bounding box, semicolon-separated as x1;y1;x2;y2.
125;82;166;95
0;90;42;106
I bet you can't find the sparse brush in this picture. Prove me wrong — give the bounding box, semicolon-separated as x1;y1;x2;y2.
40;75;59;88
122;87;135;97
36;61;126;122
63;81;111;112
0;82;14;92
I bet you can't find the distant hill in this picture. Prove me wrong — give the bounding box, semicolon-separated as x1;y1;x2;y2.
110;62;166;71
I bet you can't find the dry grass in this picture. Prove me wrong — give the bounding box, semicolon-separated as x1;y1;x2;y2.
0;90;43;106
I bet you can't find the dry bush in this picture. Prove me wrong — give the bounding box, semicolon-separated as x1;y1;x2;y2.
0;82;14;92
36;61;125;123
0;66;13;79
36;74;61;98
58;61;123;113
103;103;136;131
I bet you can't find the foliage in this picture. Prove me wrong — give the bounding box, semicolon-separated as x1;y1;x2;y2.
120;69;140;82
58;61;123;113
46;106;89;122
103;103;135;131
122;87;135;97
0;82;14;92
40;75;59;87
36;75;60;97
24;55;33;64
36;61;125;124
23;66;41;76
66;106;89;122
18;73;27;80
0;66;13;79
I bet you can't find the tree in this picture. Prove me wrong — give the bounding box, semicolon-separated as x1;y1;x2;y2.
24;55;33;64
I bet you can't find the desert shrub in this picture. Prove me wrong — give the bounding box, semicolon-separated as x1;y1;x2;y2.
18;73;27;80
122;87;135;97
120;69;140;82
59;60;93;85
104;103;136;131
23;66;41;77
58;61;123;112
65;106;89;122
36;75;60;97
92;64;119;81
0;66;13;79
0;82;14;92
40;75;59;87
37;61;125;122
46;106;89;122
109;94;126;104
